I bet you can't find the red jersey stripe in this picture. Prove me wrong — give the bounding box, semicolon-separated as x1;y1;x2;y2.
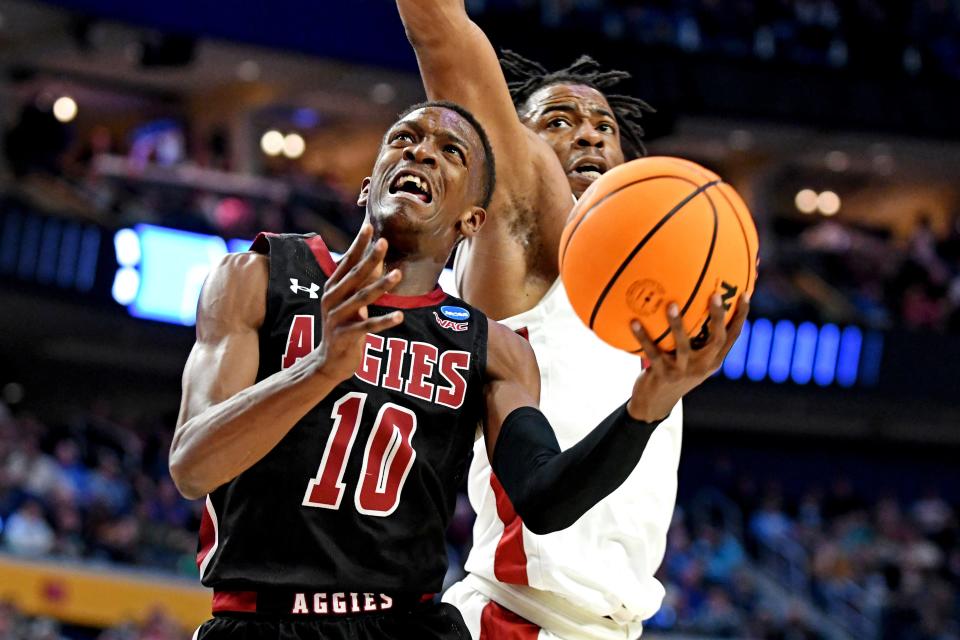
479;600;540;640
212;590;257;613
374;287;447;309
303;234;337;277
196;497;218;577
490;473;528;585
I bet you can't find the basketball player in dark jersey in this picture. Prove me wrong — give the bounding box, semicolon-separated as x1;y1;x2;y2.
169;102;741;639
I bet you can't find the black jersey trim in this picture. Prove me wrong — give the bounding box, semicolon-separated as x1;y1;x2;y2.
475;315;489;397
251;233;281;342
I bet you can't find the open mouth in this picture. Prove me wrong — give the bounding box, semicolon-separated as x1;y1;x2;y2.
388;171;432;203
571;158;607;181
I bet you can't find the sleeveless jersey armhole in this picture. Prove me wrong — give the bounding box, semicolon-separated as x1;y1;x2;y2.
251;232;280;333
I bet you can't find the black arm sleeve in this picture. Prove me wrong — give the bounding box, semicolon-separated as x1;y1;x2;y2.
490;403;663;535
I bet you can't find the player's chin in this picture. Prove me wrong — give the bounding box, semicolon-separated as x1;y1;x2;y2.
383;191;436;219
567;172;597;199
376;197;440;233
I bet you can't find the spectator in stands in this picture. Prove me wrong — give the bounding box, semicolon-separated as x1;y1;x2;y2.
88;451;132;516
749;491;792;545
912;487;954;538
693;524;746;585
53;439;90;506
691;586;744;637
3;500;55;557
25;617;66;640
147;478;192;530
4;431;61;499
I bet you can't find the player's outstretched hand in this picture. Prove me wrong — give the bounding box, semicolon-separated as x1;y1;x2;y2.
626;292;750;423
315;224;404;383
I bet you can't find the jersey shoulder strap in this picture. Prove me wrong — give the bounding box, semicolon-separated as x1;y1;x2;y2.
251;231;336;277
250;231;336;326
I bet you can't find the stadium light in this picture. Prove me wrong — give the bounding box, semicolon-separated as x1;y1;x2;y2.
111;267;140;305
818;191;841;216
113;228;141;267
53;96;78;123
260;130;284;156
795;189;818;215
283;133;306;159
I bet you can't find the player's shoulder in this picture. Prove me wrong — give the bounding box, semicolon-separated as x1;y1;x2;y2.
211;250;268;285
485;317;537;368
198;251;268;334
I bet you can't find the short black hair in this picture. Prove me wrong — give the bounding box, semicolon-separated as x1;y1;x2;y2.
396;100;496;209
499;50;655;159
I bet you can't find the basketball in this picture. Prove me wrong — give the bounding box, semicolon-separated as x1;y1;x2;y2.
559;157;759;354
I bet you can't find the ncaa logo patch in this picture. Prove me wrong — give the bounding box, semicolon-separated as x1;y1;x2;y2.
440;306;470;321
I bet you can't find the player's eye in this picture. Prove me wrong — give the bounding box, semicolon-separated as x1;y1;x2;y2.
391;132;414;144
598;122;616;134
547;118;571;129
444;145;465;162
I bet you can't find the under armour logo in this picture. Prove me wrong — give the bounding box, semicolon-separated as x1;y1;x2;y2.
290;278;320;299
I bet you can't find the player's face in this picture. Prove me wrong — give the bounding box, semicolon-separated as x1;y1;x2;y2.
521;83;626;199
359;107;487;257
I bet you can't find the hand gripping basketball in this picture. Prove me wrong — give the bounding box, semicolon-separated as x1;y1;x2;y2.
626;292;750;423
315;224;405;383
560;157;759;354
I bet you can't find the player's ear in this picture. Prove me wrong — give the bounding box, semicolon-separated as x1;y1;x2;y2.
458;206;486;239
357;177;372;208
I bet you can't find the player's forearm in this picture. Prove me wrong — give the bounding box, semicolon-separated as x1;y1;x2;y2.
397;0;487;102
169;356;340;500
491;404;664;535
397;0;466;48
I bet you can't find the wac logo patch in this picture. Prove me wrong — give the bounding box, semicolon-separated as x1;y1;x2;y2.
433;311;468;332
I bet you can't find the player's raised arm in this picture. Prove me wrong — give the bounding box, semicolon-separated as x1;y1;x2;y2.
169;226;404;500
482;294;749;535
396;0;537;187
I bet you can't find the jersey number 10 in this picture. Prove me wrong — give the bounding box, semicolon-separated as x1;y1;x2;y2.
302;392;416;517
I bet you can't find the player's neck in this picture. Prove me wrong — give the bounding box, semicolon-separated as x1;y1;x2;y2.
384;255;445;297
455;224;556;319
454;198;565;319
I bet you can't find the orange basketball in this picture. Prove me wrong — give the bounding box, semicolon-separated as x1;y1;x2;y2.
559;157;759;354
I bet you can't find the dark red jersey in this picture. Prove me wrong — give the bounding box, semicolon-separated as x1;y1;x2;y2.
195;232;487;595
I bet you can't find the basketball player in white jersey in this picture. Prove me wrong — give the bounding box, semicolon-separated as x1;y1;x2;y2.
397;2;751;638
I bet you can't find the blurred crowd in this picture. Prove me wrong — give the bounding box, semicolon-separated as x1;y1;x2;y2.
0;602;190;640
649;515;822;639
1;105;359;251
646;469;960;639
0;402;198;574
475;0;960;79
756;213;960;333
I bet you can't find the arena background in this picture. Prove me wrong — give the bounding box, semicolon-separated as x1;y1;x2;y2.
0;0;958;638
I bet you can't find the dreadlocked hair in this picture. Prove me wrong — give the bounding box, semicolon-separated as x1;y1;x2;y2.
499;50;655;159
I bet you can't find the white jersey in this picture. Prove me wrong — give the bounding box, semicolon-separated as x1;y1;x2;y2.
445;279;683;639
